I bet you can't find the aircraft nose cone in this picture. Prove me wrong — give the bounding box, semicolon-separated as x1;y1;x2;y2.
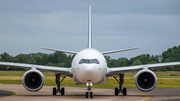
75;64;102;84
85;65;95;72
83;65;97;78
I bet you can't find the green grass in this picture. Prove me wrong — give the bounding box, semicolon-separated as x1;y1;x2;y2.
0;71;26;76
0;71;180;88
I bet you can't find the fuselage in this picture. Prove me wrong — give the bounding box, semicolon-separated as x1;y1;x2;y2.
71;48;108;84
70;4;108;85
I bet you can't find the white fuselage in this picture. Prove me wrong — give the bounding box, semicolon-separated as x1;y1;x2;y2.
71;48;107;84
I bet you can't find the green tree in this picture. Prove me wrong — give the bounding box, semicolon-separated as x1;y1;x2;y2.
42;54;49;65
33;54;42;65
148;61;157;64
0;52;12;62
117;57;129;67
159;67;167;72
18;54;28;63
104;56;111;67
0;52;12;70
131;59;143;66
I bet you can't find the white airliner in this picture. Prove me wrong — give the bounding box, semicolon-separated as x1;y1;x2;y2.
0;4;180;98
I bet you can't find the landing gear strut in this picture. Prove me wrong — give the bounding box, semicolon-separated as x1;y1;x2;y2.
85;83;93;98
53;74;66;95
113;74;127;96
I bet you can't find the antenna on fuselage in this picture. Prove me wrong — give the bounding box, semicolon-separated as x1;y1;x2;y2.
88;3;92;48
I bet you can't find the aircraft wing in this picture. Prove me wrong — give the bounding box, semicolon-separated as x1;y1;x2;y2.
106;62;180;77
0;62;73;77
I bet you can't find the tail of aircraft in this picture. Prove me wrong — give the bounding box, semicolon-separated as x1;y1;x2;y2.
42;4;139;54
87;4;139;53
88;4;92;48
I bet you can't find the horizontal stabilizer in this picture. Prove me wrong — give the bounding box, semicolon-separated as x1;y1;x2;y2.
102;47;139;55
42;47;77;55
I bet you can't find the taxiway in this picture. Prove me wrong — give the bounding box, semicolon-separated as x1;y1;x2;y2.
0;84;180;101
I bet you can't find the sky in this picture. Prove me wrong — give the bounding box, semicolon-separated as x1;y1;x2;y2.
0;0;180;59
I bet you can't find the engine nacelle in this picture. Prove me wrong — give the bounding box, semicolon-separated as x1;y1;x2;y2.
22;69;45;91
134;69;157;92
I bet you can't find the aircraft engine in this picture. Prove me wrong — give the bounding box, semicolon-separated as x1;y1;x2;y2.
22;69;45;91
134;69;157;92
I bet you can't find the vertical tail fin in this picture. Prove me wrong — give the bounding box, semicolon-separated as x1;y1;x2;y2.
88;3;92;48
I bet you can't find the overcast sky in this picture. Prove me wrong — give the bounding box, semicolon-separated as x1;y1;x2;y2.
0;0;180;59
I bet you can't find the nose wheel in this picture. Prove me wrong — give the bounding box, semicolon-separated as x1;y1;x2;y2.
90;92;93;98
85;83;93;98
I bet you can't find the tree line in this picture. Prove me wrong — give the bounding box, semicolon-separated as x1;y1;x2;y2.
0;45;180;71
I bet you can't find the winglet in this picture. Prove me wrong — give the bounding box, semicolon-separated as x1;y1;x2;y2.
88;3;92;48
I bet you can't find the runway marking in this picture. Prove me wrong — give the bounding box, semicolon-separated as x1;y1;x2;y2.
130;91;150;101
0;89;19;98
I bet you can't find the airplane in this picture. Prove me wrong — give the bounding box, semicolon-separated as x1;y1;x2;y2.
0;4;180;98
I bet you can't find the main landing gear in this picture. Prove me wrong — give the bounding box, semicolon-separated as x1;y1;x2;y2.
53;74;66;95
113;74;127;96
85;83;93;98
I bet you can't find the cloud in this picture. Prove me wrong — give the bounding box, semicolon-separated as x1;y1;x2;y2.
0;0;179;59
1;0;180;15
0;11;87;37
93;13;180;36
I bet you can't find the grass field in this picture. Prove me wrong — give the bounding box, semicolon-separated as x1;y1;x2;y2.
0;71;180;88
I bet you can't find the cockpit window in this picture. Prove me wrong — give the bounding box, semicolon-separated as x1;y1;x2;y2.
79;59;100;64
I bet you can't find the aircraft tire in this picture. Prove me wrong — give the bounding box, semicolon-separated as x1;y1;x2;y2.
53;87;56;95
90;92;93;98
61;87;65;95
115;87;118;95
123;88;127;95
85;92;88;98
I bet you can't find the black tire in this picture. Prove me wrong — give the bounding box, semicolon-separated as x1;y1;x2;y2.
61;87;65;95
53;87;56;95
123;88;127;95
85;92;88;98
90;92;93;98
115;87;118;95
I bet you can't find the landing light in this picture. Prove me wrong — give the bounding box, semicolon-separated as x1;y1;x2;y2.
86;83;93;86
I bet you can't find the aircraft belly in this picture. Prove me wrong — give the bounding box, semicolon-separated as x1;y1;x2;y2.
75;69;104;84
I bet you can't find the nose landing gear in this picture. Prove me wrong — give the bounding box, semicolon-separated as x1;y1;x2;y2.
85;83;93;98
